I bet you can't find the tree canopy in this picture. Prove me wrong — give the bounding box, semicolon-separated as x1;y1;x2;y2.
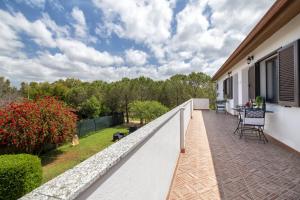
129;101;169;124
0;72;215;120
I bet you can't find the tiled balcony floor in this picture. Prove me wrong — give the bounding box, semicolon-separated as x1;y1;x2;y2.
168;110;300;200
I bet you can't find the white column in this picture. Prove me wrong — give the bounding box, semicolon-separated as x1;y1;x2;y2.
190;99;193;119
180;107;185;153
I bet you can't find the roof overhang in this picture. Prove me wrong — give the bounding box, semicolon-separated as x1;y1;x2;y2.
212;0;300;81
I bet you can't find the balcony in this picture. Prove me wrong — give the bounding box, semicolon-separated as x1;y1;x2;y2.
21;99;300;200
168;111;300;199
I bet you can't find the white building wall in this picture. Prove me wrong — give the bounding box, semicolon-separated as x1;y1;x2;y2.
217;13;300;152
216;77;224;100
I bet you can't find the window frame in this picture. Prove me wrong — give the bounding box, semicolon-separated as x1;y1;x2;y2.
265;56;279;104
223;77;233;99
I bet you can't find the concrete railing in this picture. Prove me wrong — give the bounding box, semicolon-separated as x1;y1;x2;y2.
21;99;207;200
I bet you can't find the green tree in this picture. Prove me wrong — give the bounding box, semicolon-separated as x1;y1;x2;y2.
66;86;88;108
15;72;216;117
80;96;101;118
103;82;122;113
0;77;18;107
52;83;69;100
115;78;135;123
129;101;169;124
0;77;11;97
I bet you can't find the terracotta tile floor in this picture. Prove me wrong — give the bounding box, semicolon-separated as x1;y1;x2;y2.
168;110;300;200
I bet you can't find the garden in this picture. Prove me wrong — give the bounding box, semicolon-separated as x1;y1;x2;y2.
0;97;170;200
0;97;129;199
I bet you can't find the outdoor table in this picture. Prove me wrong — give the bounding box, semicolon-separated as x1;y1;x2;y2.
232;106;273;135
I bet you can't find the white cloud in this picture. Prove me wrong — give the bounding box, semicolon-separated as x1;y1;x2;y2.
0;0;275;86
0;9;126;84
161;0;274;76
93;0;173;42
0;19;24;57
71;7;96;43
48;0;64;11
56;39;123;66
92;0;273;77
0;10;56;48
16;0;46;9
125;49;148;66
41;13;69;38
93;0;173;56
71;7;87;38
16;0;64;11
0;55;53;82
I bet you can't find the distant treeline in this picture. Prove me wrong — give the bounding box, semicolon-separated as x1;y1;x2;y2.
0;72;216;121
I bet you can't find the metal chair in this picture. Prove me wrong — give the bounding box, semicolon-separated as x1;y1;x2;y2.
240;108;268;143
216;100;227;113
233;105;245;135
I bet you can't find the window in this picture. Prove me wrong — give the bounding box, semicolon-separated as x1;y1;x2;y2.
251;39;300;107
223;77;233;99
265;58;278;103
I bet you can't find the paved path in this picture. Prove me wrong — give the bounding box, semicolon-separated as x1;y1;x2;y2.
168;110;300;200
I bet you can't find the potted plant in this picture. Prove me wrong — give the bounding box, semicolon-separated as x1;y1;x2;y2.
255;96;263;108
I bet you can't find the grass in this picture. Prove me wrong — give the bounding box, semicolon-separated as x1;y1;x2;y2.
40;126;128;183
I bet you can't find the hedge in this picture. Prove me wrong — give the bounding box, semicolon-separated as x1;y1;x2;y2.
0;154;42;200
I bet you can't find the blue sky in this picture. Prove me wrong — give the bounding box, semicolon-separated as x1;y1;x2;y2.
0;0;273;86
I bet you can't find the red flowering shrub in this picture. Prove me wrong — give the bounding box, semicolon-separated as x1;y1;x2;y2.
0;97;77;154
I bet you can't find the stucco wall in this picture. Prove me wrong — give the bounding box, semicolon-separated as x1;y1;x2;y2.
265;104;300;152
216;13;300;152
81;112;181;200
76;100;194;200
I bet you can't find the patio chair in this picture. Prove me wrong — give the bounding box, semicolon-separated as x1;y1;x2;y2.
240;109;268;143
232;105;245;135
215;100;227;113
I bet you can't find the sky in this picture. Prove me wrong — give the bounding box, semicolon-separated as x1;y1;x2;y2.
0;0;274;86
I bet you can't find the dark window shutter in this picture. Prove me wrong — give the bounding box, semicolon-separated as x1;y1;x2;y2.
248;66;256;100
248;64;260;100
255;62;260;97
228;77;233;99
223;79;227;99
278;40;299;107
222;77;233;99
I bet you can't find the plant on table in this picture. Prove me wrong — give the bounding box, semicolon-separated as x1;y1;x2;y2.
255;96;263;108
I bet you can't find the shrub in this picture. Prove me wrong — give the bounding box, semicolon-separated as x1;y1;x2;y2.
0;154;42;200
0;97;77;154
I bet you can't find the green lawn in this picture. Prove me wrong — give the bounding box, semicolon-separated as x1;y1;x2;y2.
40;126;128;183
